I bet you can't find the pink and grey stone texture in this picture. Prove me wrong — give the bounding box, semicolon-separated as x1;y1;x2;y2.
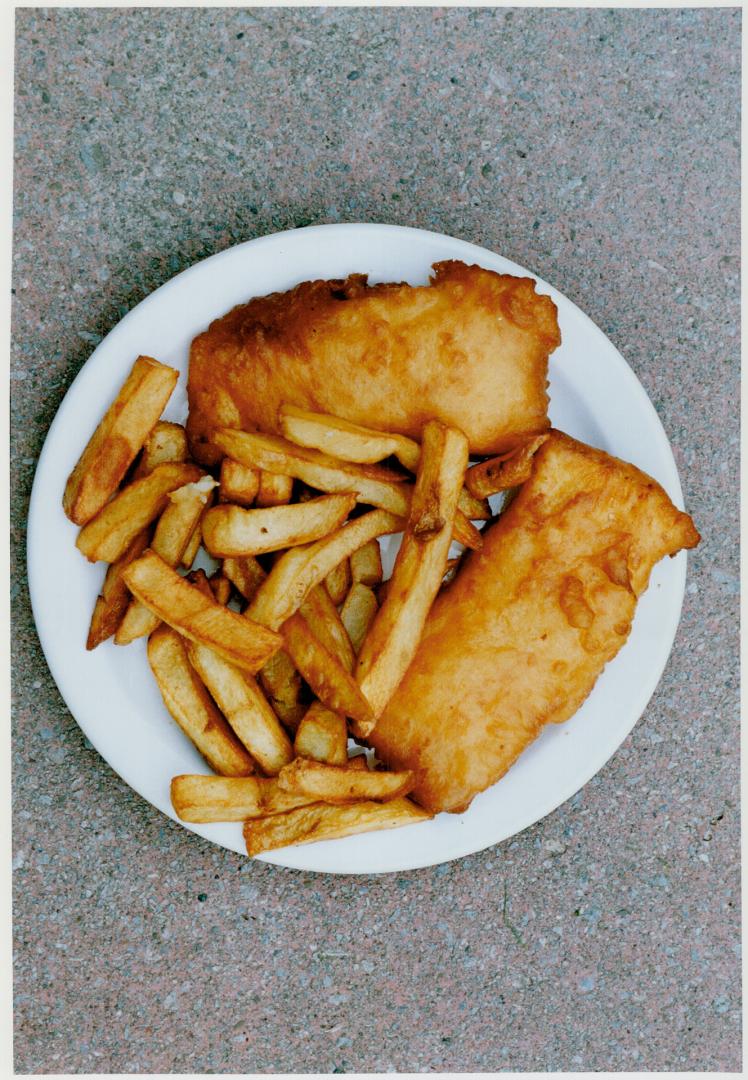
12;8;739;1073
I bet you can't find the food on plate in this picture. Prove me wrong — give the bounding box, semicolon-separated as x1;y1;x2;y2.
213;428;481;550
355;420;468;729
133;420;189;480
171;773;311;822
201;493;356;557
350;539;383;587
247;508;402;631
219;457;260;507
293;702;348;765
324;557;351;606
278;404;422;470
300;585;355;673
368;431;701;814
187;261;560;464
222;555;267;603
209;572;232;606
464;433;549;497
147;624;254;777
256;471;294;507
277;757;415;804
340;582;379;653
258;649;305;731
64;355;179;525
75;462;203;563
123;549;281;674
186;639;293;775
86;529;150;650
281;611;375;729
115;476;216;644
243;797;432;855
180;521;203;569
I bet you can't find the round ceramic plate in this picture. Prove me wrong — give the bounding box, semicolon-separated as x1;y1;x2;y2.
27;223;689;874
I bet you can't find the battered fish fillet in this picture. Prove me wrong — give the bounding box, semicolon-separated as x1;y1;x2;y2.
368;431;700;814
186;261;560;465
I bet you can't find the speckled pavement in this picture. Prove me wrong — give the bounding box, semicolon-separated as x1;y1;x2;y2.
12;8;740;1073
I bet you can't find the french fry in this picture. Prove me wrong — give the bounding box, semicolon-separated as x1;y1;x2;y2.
244;797;432;855
278;404;421;470
340;583;379;653
346;753;370;771
170;774;311;822
223;556;267;603
278;757;415;804
219;458;261;507
247;508;403;631
355;421;468;730
186;641;293;775
350;538;383;587
294;702;348;766
201;493;356;557
281;611;374;730
258;649;305;732
256;471;294;507
123;550;281;674
442;556;462;588
464;434;550;497
86;529;150;649
325;557;351;606
115;476;217;644
63;356;179;525
279;406;489;520
132;420;188;480
76;462;203;563
180;520;202;569
210;573;232;606
147;624;254;776
300;585;355;673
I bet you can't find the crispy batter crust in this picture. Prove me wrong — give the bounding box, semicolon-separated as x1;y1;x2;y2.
186;261;561;463
368;431;700;814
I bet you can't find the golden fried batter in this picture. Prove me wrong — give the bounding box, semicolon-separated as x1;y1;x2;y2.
368;431;700;814
186;261;560;464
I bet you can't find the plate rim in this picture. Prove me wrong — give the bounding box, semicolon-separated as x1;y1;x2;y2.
26;221;689;874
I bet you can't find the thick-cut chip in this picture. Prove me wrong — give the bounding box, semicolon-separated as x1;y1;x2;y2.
259;649;305;731
123;550;281;673
170;774;311;822
457;488;491;521
201;493;356;558
223;555;267;603
278;757;415;804
76;462;203;563
350;539;383;587
186;641;293;775
340;582;379;653
355;421;468;730
147;624;254;776
300;585;355;673
247;508;402;631
180;520;202;569
278;404;421;470
465;434;550;497
86;529;150;649
220;458;261;507
281;611;374;729
132;420;188;480
294;702;348;765
325;558;351;606
115;476;216;644
210;573;232;605
63;356;179;525
244;797;432;855
256;471;294;507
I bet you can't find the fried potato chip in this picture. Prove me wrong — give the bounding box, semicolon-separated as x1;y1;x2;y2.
210;573;232;606
278;404;421;470
63;356;179;525
132;420;188;480
300;585;355;673
464;434;550;497
278;757;415;804
340;582;379;653
223;555;268;604
293;702;348;766
244;797;431;854
170;774;311;822
202;493;356;557
350;538;383;587
355;421;468;730
258;649;305;731
256;471;294;507
147;624;254;776
86;529;150;649
76;462;203;563
325;557;351;606
281;611;374;729
219;457;261;507
180;520;202;569
123;550;281;673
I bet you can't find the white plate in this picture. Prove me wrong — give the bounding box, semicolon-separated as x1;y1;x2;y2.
27;224;689;874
